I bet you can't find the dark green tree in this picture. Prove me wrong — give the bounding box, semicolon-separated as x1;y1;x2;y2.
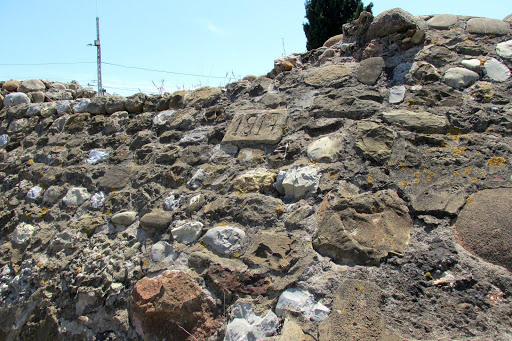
303;0;373;50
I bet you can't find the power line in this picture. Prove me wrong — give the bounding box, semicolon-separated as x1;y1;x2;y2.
0;62;96;66
102;61;236;79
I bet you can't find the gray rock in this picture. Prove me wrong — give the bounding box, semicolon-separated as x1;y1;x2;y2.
466;17;510;35
140;210;173;230
171;221;203;244
389;85;406;103
505;14;512;23
427;14;458;29
27;186;43;199
203;226;245;255
460;59;482;72
304;65;352;87
4;93;30;107
90;192;105;208
163;192;181;211
11;223;36;245
0;134;9;148
367;8;418;39
73;98;91;113
280;165;320;199
496;40;512;59
187;169;204;190
483;57;510;82
412;62;441;84
225;303;279;341
307;135;342;162
179;127;210;145
357;57;385;85
392;63;413;85
382;109;449;133
105;95;127;114
150;241;177;263
222;110;288;145
86;149;110;165
7;118;28;133
111;211;137;225
62;187;91;207
319;280;400;340
410;180;467;215
443;67;479;88
276;288;330;321
153;110;174;126
56;100;73;115
18;79;45;93
99;165;132;189
43;186;64;204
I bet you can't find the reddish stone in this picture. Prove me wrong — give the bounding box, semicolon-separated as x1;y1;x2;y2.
206;264;269;296
131;270;223;341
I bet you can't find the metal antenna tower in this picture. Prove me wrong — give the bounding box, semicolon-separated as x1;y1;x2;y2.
88;17;103;95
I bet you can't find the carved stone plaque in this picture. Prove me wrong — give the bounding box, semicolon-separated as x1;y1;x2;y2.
222;110;288;145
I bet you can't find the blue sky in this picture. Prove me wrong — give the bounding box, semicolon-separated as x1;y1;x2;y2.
1;1;510;96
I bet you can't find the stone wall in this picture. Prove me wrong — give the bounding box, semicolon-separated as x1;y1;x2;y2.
1;8;512;341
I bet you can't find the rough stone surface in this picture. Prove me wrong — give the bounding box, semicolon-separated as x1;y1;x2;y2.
171;221;203;244
280;165;319;199
11;223;36;245
2;80;20;91
357;57;385;85
496;40;512;59
313;189;412;265
355;121;394;163
427;14;458;29
382;109;448;133
62;187;91;207
186;86;222;107
466;17;510;35
456;188;512;272
131;270;222;341
4;93;30;107
389;85;406;103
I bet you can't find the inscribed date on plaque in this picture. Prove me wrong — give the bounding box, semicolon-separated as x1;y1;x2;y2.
222;110;288;144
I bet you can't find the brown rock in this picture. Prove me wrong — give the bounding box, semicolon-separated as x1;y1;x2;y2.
99;164;133;189
243;232;297;272
186;86;222;108
140;210;173;230
232;168;276;192
323;34;343;47
131;270;223;341
2;80;20;92
455;188;512;271
304;65;352;88
206;264;269;296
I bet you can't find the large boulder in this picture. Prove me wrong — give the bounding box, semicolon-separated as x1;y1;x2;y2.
131;270;223;341
455;188;512;272
313;189;412;265
105;95;127;114
125;93;147;113
366;8;418;39
18;79;45;93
